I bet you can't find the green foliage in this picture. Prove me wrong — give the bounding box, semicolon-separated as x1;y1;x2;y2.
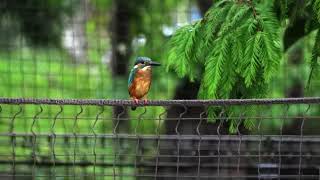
166;1;284;131
0;48;110;98
168;1;282;99
1;0;74;47
307;30;320;87
313;0;320;22
166;23;201;81
93;0;112;11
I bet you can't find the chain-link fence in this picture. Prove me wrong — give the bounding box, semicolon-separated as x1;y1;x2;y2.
0;98;319;179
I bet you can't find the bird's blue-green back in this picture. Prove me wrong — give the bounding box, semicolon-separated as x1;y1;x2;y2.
128;64;148;87
128;67;138;87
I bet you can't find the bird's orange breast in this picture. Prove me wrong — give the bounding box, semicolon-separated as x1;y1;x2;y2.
129;67;152;99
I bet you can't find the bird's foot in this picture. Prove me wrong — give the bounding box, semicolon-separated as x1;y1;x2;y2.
133;98;139;104
143;99;148;105
131;98;139;110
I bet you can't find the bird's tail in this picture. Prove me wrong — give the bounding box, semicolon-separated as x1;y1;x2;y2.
131;106;137;110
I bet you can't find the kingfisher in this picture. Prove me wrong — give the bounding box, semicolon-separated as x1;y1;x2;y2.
128;57;161;110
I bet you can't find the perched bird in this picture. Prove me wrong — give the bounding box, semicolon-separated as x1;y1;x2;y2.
128;57;161;110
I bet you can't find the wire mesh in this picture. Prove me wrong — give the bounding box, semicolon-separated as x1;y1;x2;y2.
1;0;320;179
0;98;319;179
0;0;195;100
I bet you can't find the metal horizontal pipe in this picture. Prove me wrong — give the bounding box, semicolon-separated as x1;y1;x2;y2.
0;159;317;170
0;97;319;106
0;173;318;179
0;152;318;159
1;133;320;142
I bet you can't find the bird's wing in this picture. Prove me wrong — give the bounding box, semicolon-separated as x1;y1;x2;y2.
128;67;138;87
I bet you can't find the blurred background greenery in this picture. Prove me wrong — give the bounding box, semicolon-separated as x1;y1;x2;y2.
0;0;319;179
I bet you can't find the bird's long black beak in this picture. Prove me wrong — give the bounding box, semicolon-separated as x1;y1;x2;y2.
150;61;161;66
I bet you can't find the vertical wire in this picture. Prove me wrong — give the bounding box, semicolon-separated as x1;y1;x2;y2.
32;48;38;97
217;107;226;177
298;104;310;179
80;0;91;169
149;0;155;101
278;105;289;180
236;111;245;174
6;11;14;150
20;25;28;156
73;105;83;180
7;20;12;98
47;43;52;98
59;43;65;98
10;105;22;179
92;105;104;180
51;105;63;179
154;107;167;180
175;104;187;179
5;7;14;147
19;28;25;98
134;106;147;177
71;0;78;98
96;0;104;96
62;104;69;177
46;39;53;170
196;107;206;179
84;0;91;98
113;105;125;179
257;107;263;180
33;105;42;159
135;107;147;178
31;105;43;179
71;3;79;172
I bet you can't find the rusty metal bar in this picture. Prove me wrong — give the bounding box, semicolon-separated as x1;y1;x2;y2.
0;97;319;106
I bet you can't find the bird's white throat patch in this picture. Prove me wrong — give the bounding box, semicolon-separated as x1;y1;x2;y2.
141;65;151;71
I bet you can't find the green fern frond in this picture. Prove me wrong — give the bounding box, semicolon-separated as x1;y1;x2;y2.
313;0;320;22
218;40;237;99
202;37;230;99
226;3;241;20
256;5;282;83
243;105;259;131
244;119;255;131
223;105;258;134
233;38;244;66
261;32;281;82
218;5;251;38
203;2;232;46
242;32;262;87
166;22;202;81
166;0;286;133
257;8;280;35
229;121;237;134
307;30;320;88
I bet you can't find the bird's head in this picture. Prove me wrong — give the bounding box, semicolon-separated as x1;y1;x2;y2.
128;56;161;87
133;57;161;68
